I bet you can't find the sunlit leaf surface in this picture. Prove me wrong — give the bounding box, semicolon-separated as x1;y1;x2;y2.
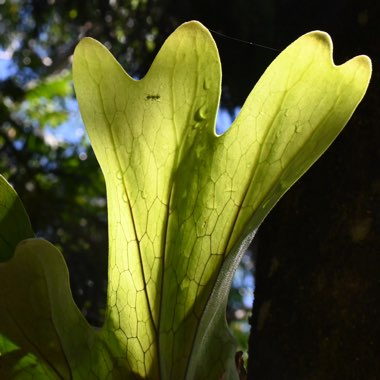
0;21;371;379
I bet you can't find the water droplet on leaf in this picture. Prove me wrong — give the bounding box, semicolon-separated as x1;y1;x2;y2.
203;79;210;90
194;106;207;122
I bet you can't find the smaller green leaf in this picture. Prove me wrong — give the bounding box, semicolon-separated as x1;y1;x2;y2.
0;238;112;379
0;176;34;261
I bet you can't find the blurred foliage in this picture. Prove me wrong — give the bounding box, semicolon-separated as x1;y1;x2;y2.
227;249;256;353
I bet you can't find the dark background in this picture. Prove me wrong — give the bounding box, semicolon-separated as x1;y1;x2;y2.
0;1;378;379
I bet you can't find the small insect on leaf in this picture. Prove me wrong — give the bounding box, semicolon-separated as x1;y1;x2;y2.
145;94;161;101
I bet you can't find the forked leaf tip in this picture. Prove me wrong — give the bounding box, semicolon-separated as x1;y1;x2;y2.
298;31;372;86
346;53;372;73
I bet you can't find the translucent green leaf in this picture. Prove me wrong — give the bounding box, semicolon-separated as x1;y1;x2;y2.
72;21;371;379
0;176;33;261
0;19;372;380
0;238;114;379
